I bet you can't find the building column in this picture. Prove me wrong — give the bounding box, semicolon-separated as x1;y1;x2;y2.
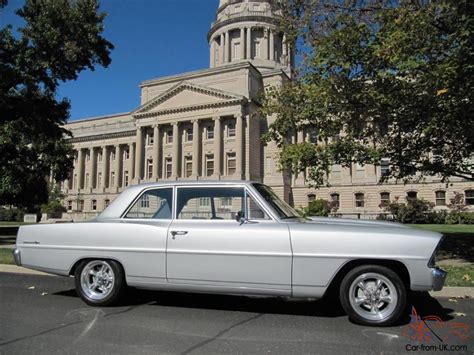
220;33;225;64
282;33;288;65
213;117;222;177
192;119;200;178
236;113;244;178
210;38;215;67
246;27;252;59
101;146;108;188
269;30;275;61
224;31;230;63
115;145;121;188
240;28;245;60
90;147;97;189
135;126;144;181
152;124;160;180
130;143;135;180
172;122;180;179
77;148;84;190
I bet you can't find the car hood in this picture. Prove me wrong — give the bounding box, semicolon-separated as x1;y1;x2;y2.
305;216;408;229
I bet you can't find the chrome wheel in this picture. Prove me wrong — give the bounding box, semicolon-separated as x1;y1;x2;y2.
348;272;397;322
80;260;115;301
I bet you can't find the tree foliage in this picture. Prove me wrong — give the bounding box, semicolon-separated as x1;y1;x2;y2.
262;0;473;187
0;0;113;210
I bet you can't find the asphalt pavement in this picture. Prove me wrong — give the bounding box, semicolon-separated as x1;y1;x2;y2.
0;273;473;354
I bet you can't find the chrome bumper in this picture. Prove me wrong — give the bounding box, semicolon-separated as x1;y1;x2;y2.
12;248;21;266
432;268;447;291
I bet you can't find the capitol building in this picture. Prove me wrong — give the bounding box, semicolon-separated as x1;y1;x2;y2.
61;0;473;219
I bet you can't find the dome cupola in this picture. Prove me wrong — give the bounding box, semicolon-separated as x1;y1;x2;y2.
208;0;293;73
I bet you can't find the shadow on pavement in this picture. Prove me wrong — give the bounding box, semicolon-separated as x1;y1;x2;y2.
54;287;456;323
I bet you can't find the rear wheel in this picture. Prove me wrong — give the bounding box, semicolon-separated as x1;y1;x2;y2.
74;259;125;306
339;265;406;326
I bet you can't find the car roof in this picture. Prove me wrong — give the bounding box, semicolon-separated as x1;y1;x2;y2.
96;180;261;221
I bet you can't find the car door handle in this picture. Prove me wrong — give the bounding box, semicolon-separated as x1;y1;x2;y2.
171;231;188;237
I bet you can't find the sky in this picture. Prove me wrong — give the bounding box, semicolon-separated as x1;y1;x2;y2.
1;0;219;120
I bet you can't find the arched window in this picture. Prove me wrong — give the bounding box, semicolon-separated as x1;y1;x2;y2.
406;191;417;202
380;192;390;207
307;194;316;204
435;191;446;206
355;193;365;208
330;193;340;208
466;190;474;206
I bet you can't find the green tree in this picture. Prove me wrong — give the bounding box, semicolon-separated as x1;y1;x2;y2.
0;0;113;210
40;183;66;218
298;198;335;217
262;0;473;187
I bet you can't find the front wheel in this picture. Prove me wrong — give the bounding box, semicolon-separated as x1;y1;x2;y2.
75;259;125;306
339;265;406;326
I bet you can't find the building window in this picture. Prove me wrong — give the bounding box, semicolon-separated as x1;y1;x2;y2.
207;126;214;140
85;173;90;188
147;159;153;179
67;200;73;211
140;194;150;208
206;154;214;176
331;165;342;179
380;159;390;177
465;190;474;205
166;130;173;144
407;191;417;202
227;122;236;137
252;39;260;59
221;197;232;206
226;152;236;175
98;153;102;162
97;172;102;188
355;193;365;208
435;191;446;206
165;158;172;178
233;42;240;60
380;192;390;207
308;130;318;144
307;194;316;204
186;128;193;142
110;151;115;161
105;199;110;208
147;133;154;146
110;172;115;187
73;174;77;189
123;171;129;187
85;153;90;162
91;200;97;211
199;197;210;207
330;193;340;209
355;163;365;178
78;200;84;212
123;149;129;160
185;156;193;178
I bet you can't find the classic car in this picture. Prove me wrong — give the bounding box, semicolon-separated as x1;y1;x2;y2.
13;181;447;326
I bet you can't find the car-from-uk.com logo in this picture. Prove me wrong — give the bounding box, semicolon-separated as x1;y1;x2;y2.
403;307;470;352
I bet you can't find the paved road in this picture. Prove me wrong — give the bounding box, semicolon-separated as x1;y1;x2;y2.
1;273;473;354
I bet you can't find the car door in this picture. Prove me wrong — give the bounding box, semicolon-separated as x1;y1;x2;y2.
166;185;292;294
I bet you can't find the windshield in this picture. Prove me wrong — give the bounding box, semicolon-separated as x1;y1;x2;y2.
252;183;301;219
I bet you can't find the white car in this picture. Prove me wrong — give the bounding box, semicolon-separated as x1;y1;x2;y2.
13;181;446;326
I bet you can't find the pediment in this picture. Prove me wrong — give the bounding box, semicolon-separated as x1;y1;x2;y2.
133;82;246;118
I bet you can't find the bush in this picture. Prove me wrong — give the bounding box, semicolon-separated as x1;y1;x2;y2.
385;198;434;224
0;208;24;222
446;211;474;225
40;200;66;219
300;199;332;217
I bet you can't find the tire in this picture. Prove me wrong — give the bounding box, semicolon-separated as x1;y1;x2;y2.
339;265;406;326
74;259;125;307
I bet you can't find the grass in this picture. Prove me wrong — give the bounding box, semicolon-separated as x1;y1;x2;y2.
0;222;32;226
0;249;14;265
442;264;474;287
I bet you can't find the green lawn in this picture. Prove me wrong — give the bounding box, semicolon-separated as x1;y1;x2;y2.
410;224;474;234
0;249;14;265
442;264;474;287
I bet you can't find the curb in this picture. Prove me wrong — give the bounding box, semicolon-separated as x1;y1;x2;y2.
0;264;473;298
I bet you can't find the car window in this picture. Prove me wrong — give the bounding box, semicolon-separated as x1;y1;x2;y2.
125;188;173;219
176;187;269;220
